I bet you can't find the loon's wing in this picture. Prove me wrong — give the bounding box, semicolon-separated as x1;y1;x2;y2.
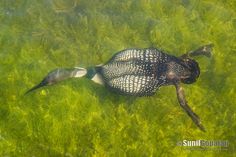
99;48;172;96
102;48;171;79
106;74;160;96
108;48;169;64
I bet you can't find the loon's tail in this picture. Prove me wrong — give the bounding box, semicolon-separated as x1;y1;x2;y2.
25;67;101;94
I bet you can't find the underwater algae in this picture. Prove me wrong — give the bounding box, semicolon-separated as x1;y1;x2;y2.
25;44;213;132
0;0;236;156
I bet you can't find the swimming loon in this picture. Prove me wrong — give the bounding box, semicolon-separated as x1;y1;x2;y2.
26;44;213;132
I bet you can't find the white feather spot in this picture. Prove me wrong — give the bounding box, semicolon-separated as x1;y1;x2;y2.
91;73;104;85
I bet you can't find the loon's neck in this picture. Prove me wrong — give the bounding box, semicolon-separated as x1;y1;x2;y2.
86;67;104;85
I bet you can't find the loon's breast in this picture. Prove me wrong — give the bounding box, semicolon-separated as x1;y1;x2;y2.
98;48;172;96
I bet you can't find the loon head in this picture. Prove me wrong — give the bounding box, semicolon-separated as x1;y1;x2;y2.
180;58;200;84
25;68;87;94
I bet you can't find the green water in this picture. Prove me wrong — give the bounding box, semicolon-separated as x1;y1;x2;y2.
0;0;235;156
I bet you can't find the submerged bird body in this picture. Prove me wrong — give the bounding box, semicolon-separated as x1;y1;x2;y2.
94;48;184;96
26;44;213;132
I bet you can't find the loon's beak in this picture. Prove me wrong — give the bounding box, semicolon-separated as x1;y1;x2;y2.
25;79;47;95
25;67;88;95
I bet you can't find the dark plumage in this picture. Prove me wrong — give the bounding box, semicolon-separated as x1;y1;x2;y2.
26;44;213;131
95;48;200;96
96;48;175;96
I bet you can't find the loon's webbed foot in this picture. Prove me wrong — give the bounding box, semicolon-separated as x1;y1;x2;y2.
182;44;213;58
175;83;206;132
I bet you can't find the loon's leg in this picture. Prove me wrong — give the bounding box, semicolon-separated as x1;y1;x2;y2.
181;44;213;58
25;67;87;94
175;83;206;132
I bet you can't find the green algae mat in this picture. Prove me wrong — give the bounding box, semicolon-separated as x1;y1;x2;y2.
0;0;235;156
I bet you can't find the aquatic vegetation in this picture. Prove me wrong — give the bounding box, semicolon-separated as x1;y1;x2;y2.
0;0;235;156
51;0;77;13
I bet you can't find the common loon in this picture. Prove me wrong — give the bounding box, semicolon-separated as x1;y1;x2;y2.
26;44;213;132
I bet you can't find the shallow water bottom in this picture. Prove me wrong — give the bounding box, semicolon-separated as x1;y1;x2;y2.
0;0;236;156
